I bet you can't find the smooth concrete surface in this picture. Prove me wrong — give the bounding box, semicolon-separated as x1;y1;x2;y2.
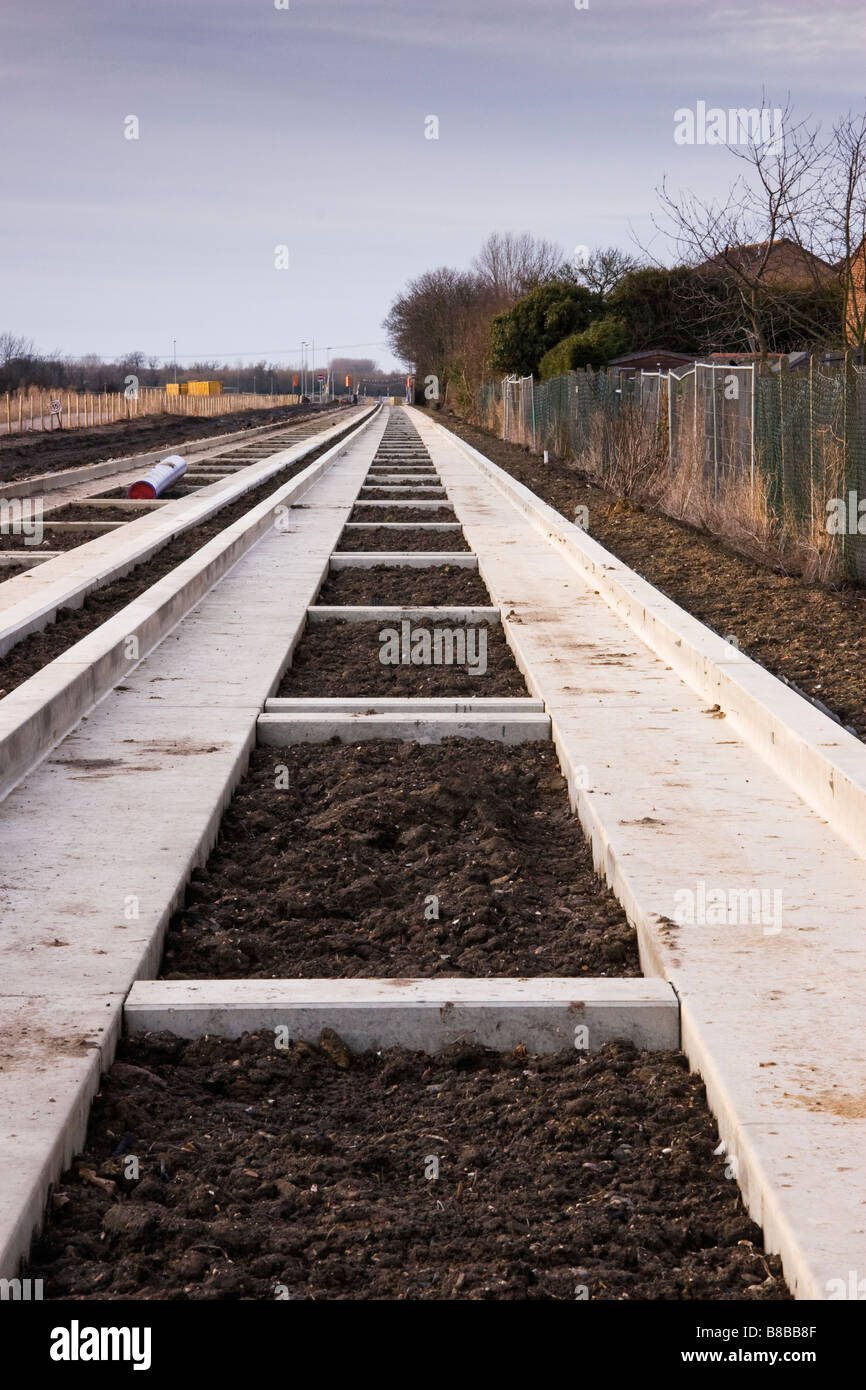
306;605;499;622
264;697;546;713
0;553;63;568
0;408;389;1279
410;405;866;1301
257;711;552;745
124;978;680;1052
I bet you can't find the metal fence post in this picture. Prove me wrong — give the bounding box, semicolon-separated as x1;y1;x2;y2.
750;363;756;491
667;371;674;473
711;364;719;495
529;375;537;452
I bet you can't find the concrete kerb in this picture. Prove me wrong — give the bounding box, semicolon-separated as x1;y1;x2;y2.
257;711;552;745
306;606;499;623
0;410;382;804
264;697;546;713
124;978;681;1053
415;409;866;866
0;407;377;660
0;553;63;568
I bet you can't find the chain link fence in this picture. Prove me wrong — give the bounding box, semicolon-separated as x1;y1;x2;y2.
485;362;866;582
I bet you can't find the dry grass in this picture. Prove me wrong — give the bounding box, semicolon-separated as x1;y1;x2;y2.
576;403;668;500
460;379;852;585
567;401;848;585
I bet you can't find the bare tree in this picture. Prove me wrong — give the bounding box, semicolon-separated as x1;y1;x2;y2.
472;231;565;306
573;246;642;296
0;331;35;365
788;105;866;354
329;357;378;381
655;99;840;356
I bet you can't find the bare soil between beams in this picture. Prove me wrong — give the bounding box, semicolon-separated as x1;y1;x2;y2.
49;503;157;521
316;565;492;606
349;505;456;523
162;741;637;980
0;403;342;484
0;526;112;552
362;487;448;500
26;1034;788;1301
277;621;523;698
336;527;470;553
0;421;362;698
430;411;866;741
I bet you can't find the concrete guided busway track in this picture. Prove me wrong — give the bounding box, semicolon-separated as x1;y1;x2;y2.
1;405;862;1298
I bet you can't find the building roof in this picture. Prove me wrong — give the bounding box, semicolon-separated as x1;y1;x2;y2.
607;349;695;367
697;238;837;288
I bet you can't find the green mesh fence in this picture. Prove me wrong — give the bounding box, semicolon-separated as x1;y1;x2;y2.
486;363;866;580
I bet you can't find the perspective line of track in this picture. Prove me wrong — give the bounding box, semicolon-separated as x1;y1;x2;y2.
0;405;862;1300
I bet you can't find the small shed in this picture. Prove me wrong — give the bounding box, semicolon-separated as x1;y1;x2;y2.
607;350;695;380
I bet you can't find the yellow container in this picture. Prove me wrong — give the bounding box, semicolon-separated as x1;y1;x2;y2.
168;380;221;397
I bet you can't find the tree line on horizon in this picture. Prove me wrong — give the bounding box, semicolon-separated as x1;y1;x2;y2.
0;341;387;397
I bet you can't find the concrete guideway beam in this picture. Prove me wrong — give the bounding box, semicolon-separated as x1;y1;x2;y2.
124;978;681;1053
257;710;552;745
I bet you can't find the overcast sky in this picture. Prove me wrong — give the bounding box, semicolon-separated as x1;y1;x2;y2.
1;0;863;370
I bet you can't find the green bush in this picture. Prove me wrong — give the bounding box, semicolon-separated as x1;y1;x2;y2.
488;281;602;376
538;316;629;378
